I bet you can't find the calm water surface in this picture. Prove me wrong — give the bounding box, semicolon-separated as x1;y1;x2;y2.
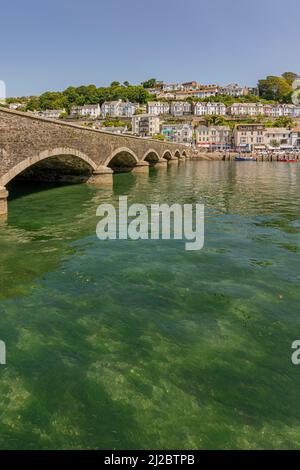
0;161;299;449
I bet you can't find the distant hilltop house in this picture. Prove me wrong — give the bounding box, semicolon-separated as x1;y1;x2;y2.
149;81;258;100
70;104;101;118
33;109;65;119
132;114;160;137
192;88;219;99
162;83;184;92
101;100;138;118
218;83;249;97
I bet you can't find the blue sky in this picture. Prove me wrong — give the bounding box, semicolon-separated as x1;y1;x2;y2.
1;0;300;97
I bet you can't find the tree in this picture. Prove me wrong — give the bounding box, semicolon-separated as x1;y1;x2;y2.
258;75;292;101
142;78;157;89
110;81;121;88
204;115;226;126
26;96;41;111
270;139;280;148
153;133;165;141
123;81;130;87
282;72;298;85
273;116;294;128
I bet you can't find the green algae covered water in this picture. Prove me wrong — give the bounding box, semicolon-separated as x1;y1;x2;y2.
0;161;300;450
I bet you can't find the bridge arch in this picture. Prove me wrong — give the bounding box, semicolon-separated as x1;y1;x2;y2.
174;150;181;159
1;147;97;186
162;151;173;161
142;149;160;165
105;147;139;172
182;150;187;158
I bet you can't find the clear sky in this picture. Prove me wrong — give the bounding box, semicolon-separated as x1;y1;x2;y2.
1;0;300;97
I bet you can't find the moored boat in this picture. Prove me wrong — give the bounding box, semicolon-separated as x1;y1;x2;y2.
278;158;298;163
235;155;257;161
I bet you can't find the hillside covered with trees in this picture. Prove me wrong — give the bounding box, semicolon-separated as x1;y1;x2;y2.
5;72;299;113
19;82;152;112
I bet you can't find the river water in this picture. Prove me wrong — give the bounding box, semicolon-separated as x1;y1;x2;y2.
0;160;299;449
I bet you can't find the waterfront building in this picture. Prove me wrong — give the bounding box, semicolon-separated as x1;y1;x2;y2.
132;114;160;137
70;104;101;118
195;125;231;150
147;101;170;115
193;102;226;116
161;123;193;144
290;127;300;148
233;124;265;151
264;128;291;149
170;101;192;116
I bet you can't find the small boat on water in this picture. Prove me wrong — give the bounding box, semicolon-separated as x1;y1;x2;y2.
235;155;257;162
278;158;298;163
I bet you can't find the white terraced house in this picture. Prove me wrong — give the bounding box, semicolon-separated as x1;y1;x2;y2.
34;109;65;119
170;101;192;116
263;128;291;149
228;103;300;118
147;101;170;115
70;104;101;118
193;102;226;116
228;103;264;116
263;104;282;118
101;100;138;118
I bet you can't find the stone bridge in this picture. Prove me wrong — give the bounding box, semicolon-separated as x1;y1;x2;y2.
0;108;190;215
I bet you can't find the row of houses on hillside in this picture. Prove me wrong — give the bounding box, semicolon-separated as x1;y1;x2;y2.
148;101;300;117
35;101;140;120
29;100;300;121
149;82;258;98
70;101;140;118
